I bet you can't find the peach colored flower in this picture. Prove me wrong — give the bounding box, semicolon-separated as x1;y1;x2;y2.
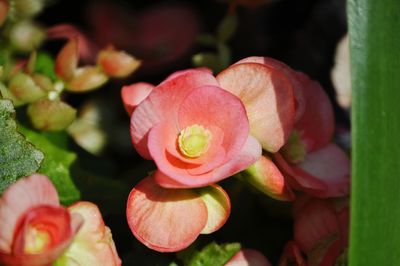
129;68;262;188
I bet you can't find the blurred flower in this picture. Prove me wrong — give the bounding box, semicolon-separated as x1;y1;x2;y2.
225;248;272;266
126;176;230;252
0;174;121;266
280;196;349;266
129;68;261;188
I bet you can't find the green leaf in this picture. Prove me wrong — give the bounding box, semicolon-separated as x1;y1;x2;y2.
34;52;57;81
19;126;80;205
178;242;241;266
0;99;44;193
348;0;400;265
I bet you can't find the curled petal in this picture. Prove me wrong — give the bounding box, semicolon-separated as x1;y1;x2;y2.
121;82;154;116
239;155;294;201
0;174;59;253
178;85;249;164
217;62;295;152
152;135;261;188
295;72;334;152
66;66;109;93
234;56;306;122
131;69;219;159
57;201;121;266
297;144;350;198
47;24;96;62
126;176;208;252
197;185;231;234
55;38;79;81
97;48;141;78
225;249;272;266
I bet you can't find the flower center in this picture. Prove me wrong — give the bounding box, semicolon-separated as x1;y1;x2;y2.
178;124;211;158
24;225;51;254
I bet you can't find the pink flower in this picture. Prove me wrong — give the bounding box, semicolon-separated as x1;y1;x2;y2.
129;68;262;188
126;176;231;252
0;174;121;266
218;57;350;198
280;196;349;265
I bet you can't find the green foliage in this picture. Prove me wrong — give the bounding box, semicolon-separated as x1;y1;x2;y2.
348;0;400;265
178;242;241;266
0;99;44;193
34;52;57;81
19;126;80;205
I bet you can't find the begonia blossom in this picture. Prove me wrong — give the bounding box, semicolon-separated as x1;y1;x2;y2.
129;68;262;188
0;174;121;266
225;249;272;266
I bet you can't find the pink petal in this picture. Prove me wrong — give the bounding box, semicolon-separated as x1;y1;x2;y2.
197;184;231;234
130;69;218;159
47;24;96;62
294;199;340;254
163;67;213;82
225;249;272;266
62;201;121;266
274;153;327;193
217;62;295;153
55;38;79;81
297;144;350;198
278;241;306;266
178;85;249;164
153;135;261;188
126;176;208;252
12;206;72;254
234;57;306;122
0;174;59;253
295;72;334;152
121;82;154;116
240;155;295;201
307;236;342;266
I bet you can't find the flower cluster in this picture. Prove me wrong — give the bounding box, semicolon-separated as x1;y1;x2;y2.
0;174;121;266
123;56;350;252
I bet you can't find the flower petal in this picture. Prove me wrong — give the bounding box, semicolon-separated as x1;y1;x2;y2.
295;72;334;152
178;85;249;163
217;62;295;152
197;184;231;234
233;56;306;122
121;82;154;116
153;135;261;188
55;38;79;81
57;201;121;266
131;69;219;159
225;249;272;266
294;199;340;254
297;144;350;198
126;176;208;252
239;154;295;201
0;174;59;253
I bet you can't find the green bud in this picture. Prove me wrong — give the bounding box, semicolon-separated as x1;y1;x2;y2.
27;99;77;131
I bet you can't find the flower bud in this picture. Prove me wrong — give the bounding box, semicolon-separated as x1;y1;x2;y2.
27;99;77;131
97;47;141;78
8;72;46;106
9;20;45;53
66;66;108;92
55;38;79;81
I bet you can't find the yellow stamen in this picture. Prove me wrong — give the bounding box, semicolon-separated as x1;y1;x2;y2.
24;225;50;254
178;124;211;158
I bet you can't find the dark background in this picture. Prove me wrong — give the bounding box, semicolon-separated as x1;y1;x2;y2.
36;0;348;264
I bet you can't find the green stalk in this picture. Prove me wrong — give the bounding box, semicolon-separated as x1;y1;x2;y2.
348;0;400;265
